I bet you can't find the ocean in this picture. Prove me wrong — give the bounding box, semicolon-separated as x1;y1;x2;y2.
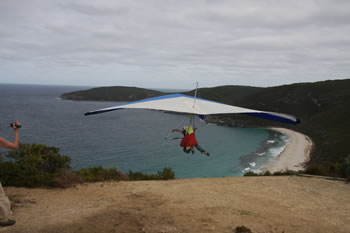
0;84;289;178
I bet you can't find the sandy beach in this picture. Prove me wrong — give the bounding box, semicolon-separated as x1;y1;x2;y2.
263;128;313;173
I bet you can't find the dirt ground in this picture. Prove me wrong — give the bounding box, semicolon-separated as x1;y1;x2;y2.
1;176;350;233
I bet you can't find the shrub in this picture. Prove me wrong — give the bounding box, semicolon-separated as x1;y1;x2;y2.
157;167;175;180
243;171;259;176
305;161;341;177
235;226;252;233
55;169;84;188
128;167;175;181
305;164;328;176
0;144;71;187
339;155;350;179
0;161;21;186
1;143;176;187
75;166;129;182
272;170;300;176
6;143;71;173
263;171;272;176
128;171;157;181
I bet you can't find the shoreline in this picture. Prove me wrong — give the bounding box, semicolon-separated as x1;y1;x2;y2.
262;128;313;173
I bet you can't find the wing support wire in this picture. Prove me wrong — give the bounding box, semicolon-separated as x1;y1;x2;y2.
164;115;188;140
191;81;199;128
166;82;199;140
192;81;199;109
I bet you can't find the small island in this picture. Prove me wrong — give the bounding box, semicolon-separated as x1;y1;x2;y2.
60;86;165;102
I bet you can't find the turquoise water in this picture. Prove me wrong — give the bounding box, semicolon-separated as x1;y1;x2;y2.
0;84;286;178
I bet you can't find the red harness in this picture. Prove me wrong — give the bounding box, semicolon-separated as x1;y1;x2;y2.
180;133;198;148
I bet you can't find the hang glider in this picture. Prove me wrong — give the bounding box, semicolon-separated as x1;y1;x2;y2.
85;94;300;125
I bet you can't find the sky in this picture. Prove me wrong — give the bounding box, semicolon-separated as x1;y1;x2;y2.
0;0;349;89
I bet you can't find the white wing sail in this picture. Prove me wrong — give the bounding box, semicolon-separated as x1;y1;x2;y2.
85;94;300;124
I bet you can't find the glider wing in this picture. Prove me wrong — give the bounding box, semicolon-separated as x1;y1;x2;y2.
85;94;300;124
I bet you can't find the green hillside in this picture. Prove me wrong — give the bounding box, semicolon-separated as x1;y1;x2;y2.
183;85;264;105
61;79;350;177
212;80;350;171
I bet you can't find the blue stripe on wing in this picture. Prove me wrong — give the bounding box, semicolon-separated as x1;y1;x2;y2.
84;94;219;116
84;94;182;116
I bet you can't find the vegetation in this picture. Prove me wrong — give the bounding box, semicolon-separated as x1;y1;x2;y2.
234;226;285;233
61;79;350;178
340;155;350;179
235;226;252;233
0;144;175;188
0;144;71;187
128;167;175;180
60;86;164;101
226;80;350;179
74;166;129;182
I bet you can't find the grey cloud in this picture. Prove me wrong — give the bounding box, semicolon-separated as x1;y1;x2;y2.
0;0;349;88
59;2;129;16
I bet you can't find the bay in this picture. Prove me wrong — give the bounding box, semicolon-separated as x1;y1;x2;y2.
0;84;282;178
